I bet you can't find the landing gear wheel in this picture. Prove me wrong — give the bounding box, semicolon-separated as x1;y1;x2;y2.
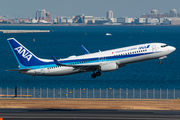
159;61;162;65
96;71;101;76
91;73;96;78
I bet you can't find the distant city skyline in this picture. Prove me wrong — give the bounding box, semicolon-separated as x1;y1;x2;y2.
1;0;180;18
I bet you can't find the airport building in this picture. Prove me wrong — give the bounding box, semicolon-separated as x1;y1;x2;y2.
109;18;117;23
83;16;108;24
53;18;57;23
135;18;146;24
117;17;134;23
158;17;180;25
171;19;180;25
73;15;84;23
66;17;73;23
72;14;108;24
58;17;66;23
58;17;73;24
146;18;159;24
141;9;178;18
159;18;164;23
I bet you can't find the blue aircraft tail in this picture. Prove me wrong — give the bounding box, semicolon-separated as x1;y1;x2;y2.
7;38;51;69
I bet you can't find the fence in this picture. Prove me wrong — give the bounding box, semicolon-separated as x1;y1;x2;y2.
0;87;180;99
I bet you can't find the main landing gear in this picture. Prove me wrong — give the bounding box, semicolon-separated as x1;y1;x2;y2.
159;60;162;65
91;71;101;78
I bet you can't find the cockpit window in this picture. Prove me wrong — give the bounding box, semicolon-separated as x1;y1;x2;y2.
161;44;168;48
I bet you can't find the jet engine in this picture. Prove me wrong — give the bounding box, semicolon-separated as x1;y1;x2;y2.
100;62;118;72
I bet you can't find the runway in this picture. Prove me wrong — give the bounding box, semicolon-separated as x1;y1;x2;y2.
0;109;180;120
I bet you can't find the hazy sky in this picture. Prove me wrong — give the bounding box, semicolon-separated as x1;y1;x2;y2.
1;0;180;18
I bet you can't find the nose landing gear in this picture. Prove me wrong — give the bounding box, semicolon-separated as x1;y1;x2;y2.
91;71;101;78
159;56;167;65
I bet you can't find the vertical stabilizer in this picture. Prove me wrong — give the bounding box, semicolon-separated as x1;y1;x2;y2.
7;38;51;68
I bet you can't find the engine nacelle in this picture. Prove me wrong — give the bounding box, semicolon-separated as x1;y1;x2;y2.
100;62;118;72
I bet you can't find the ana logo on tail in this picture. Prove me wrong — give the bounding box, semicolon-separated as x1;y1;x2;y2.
14;46;32;61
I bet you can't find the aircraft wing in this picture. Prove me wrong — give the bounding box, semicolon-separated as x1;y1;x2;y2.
51;56;125;72
51;55;99;67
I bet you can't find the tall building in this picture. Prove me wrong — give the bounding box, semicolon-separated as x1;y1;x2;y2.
151;9;158;14
36;9;46;20
170;9;177;17
35;9;51;23
46;12;51;22
170;9;177;14
106;10;113;19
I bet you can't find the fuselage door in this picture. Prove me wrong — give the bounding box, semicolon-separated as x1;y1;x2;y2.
40;66;45;74
152;45;156;52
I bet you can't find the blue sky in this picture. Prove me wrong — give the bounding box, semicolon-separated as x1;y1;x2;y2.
1;0;180;18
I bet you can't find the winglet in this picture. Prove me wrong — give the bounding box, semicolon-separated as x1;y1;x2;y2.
80;45;90;54
51;55;61;66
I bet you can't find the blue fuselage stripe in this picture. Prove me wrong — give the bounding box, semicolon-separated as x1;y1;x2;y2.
29;52;154;69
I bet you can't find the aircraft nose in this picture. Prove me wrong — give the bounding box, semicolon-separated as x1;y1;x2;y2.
169;46;176;52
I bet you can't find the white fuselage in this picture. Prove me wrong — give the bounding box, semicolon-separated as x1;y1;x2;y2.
21;43;176;76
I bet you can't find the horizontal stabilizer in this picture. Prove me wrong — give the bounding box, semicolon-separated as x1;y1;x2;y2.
6;68;31;71
80;45;90;54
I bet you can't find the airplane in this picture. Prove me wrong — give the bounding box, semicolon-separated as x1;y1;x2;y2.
7;38;176;78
